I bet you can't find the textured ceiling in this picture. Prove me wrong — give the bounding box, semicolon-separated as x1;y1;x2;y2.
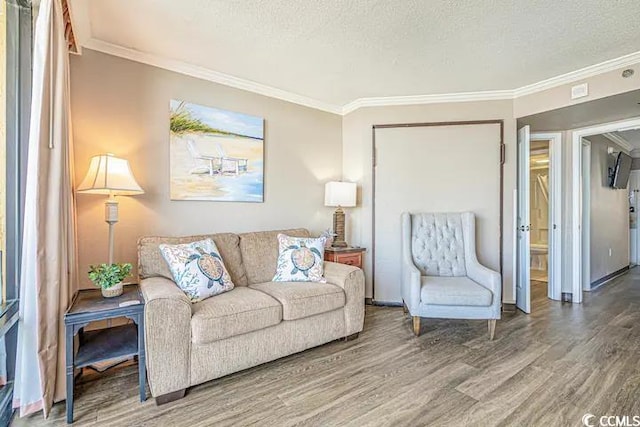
79;0;640;107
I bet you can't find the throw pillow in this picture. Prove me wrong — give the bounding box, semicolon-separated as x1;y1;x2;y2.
273;234;327;282
159;239;234;302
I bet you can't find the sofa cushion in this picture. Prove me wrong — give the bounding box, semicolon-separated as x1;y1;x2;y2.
138;233;248;286
273;234;327;282
250;281;345;320
191;287;282;344
160;239;235;303
420;276;492;307
239;228;310;285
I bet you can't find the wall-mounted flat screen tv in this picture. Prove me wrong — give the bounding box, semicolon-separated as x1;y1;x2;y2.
610;152;632;189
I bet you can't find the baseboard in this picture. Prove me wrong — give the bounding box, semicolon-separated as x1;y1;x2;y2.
502;302;516;313
371;300;403;307
588;266;630;291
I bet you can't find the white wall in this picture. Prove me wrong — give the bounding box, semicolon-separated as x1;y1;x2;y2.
586;135;630;284
342;101;517;302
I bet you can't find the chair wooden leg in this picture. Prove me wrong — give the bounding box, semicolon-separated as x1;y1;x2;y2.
488;319;496;340
412;316;421;336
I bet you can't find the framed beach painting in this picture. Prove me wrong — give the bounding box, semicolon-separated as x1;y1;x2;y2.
169;100;264;202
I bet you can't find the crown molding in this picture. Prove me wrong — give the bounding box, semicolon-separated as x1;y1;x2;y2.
78;35;640;116
602;132;634;152
513;50;640;98
341;90;514;115
82;38;344;115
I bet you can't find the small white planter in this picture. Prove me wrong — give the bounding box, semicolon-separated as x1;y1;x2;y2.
101;282;123;298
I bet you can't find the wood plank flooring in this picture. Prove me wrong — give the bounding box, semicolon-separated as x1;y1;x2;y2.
14;269;640;426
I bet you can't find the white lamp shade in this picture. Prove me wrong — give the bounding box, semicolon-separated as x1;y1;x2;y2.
77;154;144;196
324;181;356;207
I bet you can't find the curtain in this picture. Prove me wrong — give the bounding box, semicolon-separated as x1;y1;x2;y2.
13;0;77;418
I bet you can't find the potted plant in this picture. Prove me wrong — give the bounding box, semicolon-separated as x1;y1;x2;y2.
88;263;133;298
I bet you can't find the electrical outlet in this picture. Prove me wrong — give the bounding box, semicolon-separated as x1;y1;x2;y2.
609;248;612;257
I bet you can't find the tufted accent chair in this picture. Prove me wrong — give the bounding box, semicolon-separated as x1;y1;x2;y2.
401;212;501;339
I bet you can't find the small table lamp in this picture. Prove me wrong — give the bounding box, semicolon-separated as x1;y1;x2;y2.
324;181;357;247
77;154;144;264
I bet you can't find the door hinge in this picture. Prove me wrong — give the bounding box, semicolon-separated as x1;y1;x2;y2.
500;144;506;165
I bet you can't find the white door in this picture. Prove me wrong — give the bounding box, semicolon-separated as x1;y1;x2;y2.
516;126;531;313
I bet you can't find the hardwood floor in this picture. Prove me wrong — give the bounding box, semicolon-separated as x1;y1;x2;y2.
14;269;640;426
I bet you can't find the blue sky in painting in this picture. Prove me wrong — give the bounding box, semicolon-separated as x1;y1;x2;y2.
171;99;264;139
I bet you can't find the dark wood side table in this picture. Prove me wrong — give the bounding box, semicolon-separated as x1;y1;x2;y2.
64;284;146;424
324;247;366;269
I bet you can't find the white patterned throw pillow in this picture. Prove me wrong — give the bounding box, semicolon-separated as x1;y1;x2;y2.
159;239;234;302
273;234;327;282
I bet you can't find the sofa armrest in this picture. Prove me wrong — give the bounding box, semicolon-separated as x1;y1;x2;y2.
324;261;365;336
141;277;192;397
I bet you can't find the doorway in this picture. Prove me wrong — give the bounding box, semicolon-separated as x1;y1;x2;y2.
529;140;550;307
516;128;562;313
571;117;640;303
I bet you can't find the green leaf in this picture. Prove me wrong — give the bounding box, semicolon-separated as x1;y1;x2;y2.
88;263;133;289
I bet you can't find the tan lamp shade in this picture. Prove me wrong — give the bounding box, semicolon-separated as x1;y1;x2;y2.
324;181;356;207
77;153;144;195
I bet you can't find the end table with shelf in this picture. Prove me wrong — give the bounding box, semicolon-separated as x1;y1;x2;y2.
324;246;366;269
64;284;146;424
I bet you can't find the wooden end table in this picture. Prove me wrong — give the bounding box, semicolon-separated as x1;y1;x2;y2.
324;246;366;269
64;284;146;424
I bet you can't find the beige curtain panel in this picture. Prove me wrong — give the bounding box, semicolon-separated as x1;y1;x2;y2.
13;0;78;418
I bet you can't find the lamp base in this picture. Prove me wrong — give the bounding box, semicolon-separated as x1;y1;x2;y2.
332;207;348;248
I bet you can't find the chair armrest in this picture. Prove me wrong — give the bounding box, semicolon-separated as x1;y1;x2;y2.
467;258;502;317
401;212;421;312
401;254;421;312
324;261;365;336
141;277;192;396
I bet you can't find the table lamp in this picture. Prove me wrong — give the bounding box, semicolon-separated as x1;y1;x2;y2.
324;181;357;247
77;154;144;264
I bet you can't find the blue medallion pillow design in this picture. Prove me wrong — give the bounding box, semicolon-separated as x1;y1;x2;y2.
273;234;327;282
159;239;234;302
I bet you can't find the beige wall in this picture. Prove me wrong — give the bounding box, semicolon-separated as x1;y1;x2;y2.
342;101;517;302
514;62;640;119
71;50;343;288
587;135;630;283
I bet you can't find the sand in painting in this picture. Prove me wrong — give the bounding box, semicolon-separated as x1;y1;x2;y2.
170;133;264;201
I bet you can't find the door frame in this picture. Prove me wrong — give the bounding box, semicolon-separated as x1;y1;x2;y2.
581;140;591;292
571;117;640;303
530;132;563;301
371;120;505;303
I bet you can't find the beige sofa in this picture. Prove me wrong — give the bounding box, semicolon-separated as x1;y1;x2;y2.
137;228;365;403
